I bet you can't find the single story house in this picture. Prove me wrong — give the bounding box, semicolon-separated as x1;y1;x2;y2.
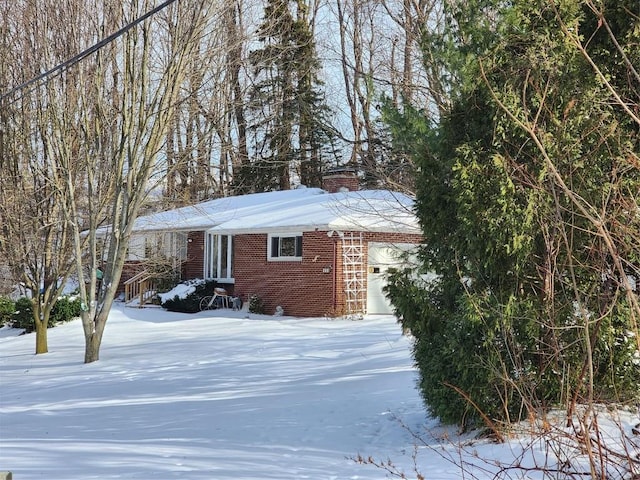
120;170;423;317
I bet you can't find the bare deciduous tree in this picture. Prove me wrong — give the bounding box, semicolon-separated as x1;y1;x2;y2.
11;0;218;363
84;0;214;363
332;0;443;191
0;0;89;354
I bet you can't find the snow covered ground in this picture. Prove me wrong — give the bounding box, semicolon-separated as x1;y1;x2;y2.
1;305;638;479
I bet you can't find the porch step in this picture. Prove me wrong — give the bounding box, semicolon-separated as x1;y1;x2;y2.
123;270;158;307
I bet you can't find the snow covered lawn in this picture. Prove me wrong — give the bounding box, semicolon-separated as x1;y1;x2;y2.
1;305;638;479
0;305;432;479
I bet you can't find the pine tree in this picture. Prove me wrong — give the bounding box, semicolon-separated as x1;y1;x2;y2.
237;0;335;193
386;0;640;428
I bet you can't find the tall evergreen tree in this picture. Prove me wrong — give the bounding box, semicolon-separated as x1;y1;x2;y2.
386;0;640;428
238;0;335;193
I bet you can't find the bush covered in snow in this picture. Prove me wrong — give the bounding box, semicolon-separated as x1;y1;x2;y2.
160;279;213;313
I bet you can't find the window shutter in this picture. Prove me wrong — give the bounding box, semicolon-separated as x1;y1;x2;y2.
271;236;280;257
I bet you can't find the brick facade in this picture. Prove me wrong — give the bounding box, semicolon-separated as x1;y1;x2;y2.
183;231;205;280
233;232;335;317
232;230;422;317
322;173;359;193
126;228;421;316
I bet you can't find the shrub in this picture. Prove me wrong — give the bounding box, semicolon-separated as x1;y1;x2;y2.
162;294;202;313
248;294;265;314
8;295;82;332
0;297;15;327
12;297;34;332
161;280;214;313
50;296;82;325
386;267;640;431
155;273;182;296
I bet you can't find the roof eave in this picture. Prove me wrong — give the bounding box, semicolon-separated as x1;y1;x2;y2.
207;224;421;236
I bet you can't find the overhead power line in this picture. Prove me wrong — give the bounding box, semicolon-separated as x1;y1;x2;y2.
0;0;179;104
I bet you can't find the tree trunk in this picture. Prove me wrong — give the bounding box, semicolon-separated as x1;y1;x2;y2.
84;331;103;363
34;320;48;354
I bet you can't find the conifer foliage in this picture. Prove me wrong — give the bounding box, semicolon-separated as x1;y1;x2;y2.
237;0;335;193
386;0;640;428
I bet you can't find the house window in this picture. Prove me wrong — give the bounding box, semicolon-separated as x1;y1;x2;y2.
268;233;303;261
205;233;234;281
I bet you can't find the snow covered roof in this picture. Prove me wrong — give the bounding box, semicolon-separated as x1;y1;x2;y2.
128;187;420;235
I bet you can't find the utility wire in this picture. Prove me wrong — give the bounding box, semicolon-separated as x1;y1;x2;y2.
0;0;180;104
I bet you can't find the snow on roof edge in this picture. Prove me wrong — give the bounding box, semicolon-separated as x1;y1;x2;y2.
118;187;419;236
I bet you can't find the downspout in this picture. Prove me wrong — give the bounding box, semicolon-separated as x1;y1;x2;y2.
332;238;337;310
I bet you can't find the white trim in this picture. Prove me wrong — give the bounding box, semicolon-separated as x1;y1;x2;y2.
208;225;321;236
204;233;235;280
267;233;303;262
366;242;421;314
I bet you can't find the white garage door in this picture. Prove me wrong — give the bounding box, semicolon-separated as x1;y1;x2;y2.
366;242;416;315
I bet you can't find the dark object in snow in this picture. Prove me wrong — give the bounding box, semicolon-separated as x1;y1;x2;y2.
231;297;243;311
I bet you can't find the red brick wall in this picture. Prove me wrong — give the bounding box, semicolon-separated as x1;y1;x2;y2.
117;261;145;293
121;228;422;316
362;231;423;245
322;174;359;193
183;231;205;280
234;230;423;317
234;232;336;317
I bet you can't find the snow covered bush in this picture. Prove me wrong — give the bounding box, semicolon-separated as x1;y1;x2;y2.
162;294;202;313
160;279;213;313
50;296;82;325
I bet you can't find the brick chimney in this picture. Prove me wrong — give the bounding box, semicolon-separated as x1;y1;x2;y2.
322;167;359;193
